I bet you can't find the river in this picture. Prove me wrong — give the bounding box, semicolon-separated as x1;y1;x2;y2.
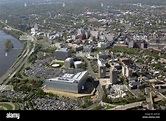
0;30;23;77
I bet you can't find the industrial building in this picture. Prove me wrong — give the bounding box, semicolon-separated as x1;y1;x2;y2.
44;71;88;93
55;48;71;61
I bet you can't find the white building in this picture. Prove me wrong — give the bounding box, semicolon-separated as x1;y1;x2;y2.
44;71;88;93
74;61;83;68
64;58;74;68
122;65;132;77
98;42;107;49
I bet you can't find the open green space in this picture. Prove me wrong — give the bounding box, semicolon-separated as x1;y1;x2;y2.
0;103;13;110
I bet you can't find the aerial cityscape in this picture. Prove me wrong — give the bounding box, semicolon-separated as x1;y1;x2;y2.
0;0;166;112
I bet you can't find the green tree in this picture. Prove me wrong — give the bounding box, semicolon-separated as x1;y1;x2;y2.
4;39;14;51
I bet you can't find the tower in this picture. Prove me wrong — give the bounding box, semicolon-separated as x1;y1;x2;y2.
126;66;132;77
63;3;65;7
98;59;106;78
110;67;118;84
122;65;132;77
122;65;126;77
98;66;106;78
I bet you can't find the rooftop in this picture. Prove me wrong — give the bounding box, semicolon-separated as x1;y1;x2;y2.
46;71;88;83
56;48;70;52
98;59;106;67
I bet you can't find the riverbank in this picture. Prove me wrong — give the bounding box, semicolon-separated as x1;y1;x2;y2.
0;30;24;78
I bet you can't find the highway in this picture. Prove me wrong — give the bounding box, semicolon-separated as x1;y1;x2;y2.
0;20;36;84
2;42;35;84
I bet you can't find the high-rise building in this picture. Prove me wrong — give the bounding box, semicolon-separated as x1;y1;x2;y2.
122;65;132;77
34;23;38;31
110;67;118;84
122;65;126;77
128;41;135;48
126;67;132;77
98;59;106;78
98;66;106;78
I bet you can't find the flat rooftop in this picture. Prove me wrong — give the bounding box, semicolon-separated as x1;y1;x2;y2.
56;48;70;52
46;71;87;83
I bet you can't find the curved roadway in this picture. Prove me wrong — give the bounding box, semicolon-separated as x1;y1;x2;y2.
78;55;104;110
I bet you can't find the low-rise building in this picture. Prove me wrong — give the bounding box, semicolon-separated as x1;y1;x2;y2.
55;48;71;61
44;71;88;93
64;58;74;68
74;61;83;68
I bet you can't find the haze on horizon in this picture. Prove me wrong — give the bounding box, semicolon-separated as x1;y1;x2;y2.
0;0;166;5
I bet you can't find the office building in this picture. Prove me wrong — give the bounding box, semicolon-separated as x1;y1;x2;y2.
98;59;106;78
122;65;132;77
64;58;74;68
44;71;88;93
110;67;118;84
55;48;71;61
98;42;107;49
74;61;83;68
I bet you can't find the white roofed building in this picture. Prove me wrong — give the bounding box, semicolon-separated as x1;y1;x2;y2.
44;71;88;93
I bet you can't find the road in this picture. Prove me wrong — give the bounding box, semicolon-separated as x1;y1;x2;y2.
77;54;104;109
18;103;24;110
0;20;26;35
153;90;166;100
109;101;143;110
0;20;36;84
145;87;154;110
3;42;35;84
0;102;16;110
